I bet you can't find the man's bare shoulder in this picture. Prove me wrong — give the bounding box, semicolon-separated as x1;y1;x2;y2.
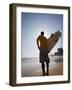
37;35;47;40
37;35;42;39
42;36;47;40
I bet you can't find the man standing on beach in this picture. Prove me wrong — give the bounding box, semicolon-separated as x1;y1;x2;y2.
37;31;50;76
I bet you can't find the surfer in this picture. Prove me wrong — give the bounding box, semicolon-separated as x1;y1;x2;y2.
37;31;50;76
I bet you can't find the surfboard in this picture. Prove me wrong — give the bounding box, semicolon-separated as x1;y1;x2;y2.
47;31;61;51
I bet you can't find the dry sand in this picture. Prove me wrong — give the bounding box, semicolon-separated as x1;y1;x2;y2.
49;62;63;75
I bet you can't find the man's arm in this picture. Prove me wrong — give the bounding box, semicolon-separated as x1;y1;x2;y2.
37;38;40;50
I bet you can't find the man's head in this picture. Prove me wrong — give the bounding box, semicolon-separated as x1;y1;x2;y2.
41;31;44;36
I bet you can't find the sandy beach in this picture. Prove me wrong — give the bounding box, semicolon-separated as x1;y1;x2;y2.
31;62;63;76
21;56;63;77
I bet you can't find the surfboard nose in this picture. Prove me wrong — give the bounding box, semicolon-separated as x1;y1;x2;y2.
57;31;61;37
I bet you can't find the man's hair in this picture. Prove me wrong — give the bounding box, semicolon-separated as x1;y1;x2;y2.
41;31;44;35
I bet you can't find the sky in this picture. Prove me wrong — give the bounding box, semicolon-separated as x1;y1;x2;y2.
21;12;63;58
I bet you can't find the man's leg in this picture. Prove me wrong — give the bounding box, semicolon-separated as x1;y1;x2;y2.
41;63;45;76
46;62;49;75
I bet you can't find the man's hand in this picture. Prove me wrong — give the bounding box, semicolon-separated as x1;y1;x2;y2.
47;50;50;53
38;46;40;50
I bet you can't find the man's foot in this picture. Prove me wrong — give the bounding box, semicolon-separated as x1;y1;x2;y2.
46;73;49;76
43;73;45;76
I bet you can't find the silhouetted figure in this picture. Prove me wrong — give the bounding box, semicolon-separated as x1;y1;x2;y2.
37;31;50;76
